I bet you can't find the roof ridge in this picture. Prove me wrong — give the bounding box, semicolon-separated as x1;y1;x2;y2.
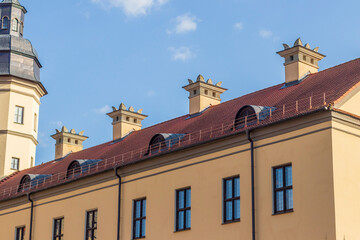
316;58;360;75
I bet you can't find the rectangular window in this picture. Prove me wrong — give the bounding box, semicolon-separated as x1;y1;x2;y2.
176;188;191;231
273;164;293;214
133;198;146;239
86;210;97;240
14;106;24;124
11;157;19;170
53;218;64;240
15;226;25;240
34;113;37;132
223;176;240;223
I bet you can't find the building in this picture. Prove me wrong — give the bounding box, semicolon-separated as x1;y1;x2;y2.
0;0;47;178
0;2;360;240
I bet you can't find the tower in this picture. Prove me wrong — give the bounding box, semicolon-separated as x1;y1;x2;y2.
0;0;47;177
277;38;326;83
183;74;227;115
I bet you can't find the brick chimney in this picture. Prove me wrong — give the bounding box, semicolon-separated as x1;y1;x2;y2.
107;103;148;141
277;38;326;83
183;74;227;115
51;127;88;159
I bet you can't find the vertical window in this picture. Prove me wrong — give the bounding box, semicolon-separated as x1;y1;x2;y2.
14;106;24;124
223;176;240;223
11;157;19;170
85;210;97;240
2;17;9;29
33;113;37;131
20;22;24;35
273;164;293;214
176;188;191;231
30;157;34;167
133;198;146;239
53;218;64;240
15;226;25;240
12;18;18;31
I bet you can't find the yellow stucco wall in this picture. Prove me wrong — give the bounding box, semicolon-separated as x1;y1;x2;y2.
1;111;349;240
337;87;360;116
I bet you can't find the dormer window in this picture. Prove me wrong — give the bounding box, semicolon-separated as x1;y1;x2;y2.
2;17;9;29
148;134;166;155
18;175;31;192
235;106;257;129
67;161;81;179
146;133;186;155
12;18;18;32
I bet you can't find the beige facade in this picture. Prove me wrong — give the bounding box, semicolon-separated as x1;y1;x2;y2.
0;99;359;239
0;77;46;177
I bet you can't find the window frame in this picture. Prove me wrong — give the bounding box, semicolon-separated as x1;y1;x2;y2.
53;217;64;240
133;198;146;239
33;113;37;132
12;18;19;32
273;164;293;215
14;106;24;124
15;226;25;240
2;16;9;29
85;209;98;240
11;157;19;170
223;175;240;223
175;187;191;232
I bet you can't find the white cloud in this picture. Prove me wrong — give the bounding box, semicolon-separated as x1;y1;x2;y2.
234;22;244;30
92;0;167;16
259;30;273;38
168;14;198;34
93;105;112;114
169;47;194;62
49;121;63;128
147;90;156;97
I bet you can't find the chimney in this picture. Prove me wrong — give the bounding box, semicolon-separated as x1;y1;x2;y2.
51;126;88;159
107;103;148;141
183;74;227;115
277;38;326;83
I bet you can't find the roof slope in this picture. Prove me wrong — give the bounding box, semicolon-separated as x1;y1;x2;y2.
1;58;360;200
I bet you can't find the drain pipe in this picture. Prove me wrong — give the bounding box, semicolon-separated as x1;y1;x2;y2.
27;193;34;240
114;167;122;240
246;130;255;240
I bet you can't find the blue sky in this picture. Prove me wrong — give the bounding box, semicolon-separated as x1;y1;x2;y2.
23;0;360;164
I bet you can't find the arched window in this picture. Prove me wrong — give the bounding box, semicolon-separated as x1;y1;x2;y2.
234;106;257;129
147;134;166;155
18;175;31;192
20;21;23;35
66;161;81;179
12;18;18;32
2;17;9;29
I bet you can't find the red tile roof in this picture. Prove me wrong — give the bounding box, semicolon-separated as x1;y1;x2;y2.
1;58;360;201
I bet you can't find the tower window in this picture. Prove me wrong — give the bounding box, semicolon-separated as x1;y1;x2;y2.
116;116;119;122
11;157;20;170
134;119;138;123
34;113;37;132
204;90;208;95
303;55;306;61
289;55;294;61
67;138;71;143
58;138;62;144
14;106;24;124
20;22;23;35
311;59;314;64
2;17;9;29
193;90;197;95
75;140;78;145
12;18;18;32
212;92;216;97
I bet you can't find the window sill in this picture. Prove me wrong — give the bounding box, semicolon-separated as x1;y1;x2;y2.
222;219;240;225
272;209;294;216
14;122;24;125
10;168;18;171
174;228;191;233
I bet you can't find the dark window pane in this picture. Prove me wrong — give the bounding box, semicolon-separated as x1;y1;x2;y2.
142;199;146;217
234;177;240;197
225;179;233;199
135;201;141;218
285;166;292;187
286;189;293;210
186;189;191;208
234;199;240;219
225;201;233;221
275;168;283;188
276;191;284;211
178;190;184;209
178;211;184;230
185;210;191;229
141;219;146;237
